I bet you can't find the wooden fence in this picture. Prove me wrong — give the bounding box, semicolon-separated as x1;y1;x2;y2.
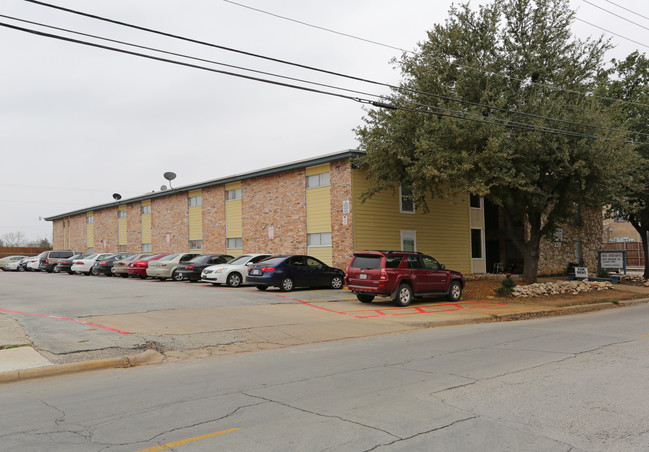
603;242;645;267
0;246;52;259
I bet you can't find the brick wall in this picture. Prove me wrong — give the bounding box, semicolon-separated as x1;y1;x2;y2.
330;159;354;269
94;206;118;252
151;192;189;253
202;185;226;253
243;168;307;255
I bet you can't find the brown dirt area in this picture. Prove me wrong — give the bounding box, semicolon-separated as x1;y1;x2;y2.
464;278;648;307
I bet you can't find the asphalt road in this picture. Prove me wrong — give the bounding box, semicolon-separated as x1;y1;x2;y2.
2;302;649;451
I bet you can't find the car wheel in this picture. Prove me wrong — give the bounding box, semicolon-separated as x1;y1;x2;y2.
447;280;463;302
120;273;129;278
211;283;222;286
256;285;268;291
279;277;294;292
227;272;242;287
172;270;183;281
330;275;344;289
18;266;25;272
139;275;147;279
357;294;375;303
393;283;413;307
158;277;166;281
91;267;99;276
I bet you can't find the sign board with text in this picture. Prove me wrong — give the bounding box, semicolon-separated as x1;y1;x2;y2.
598;250;627;274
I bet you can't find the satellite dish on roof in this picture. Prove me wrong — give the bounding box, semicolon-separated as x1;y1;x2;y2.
160;185;168;191
163;172;176;189
112;193;122;200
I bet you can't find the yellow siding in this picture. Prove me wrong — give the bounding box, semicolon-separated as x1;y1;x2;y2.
351;169;472;274
306;164;330;176
118;218;127;246
189;189;202;198
307;186;331;232
226;248;242;256
226;199;242;237
86;211;94;249
141;201;151;244
189;206;203;240
308;246;333;266
225;181;241;191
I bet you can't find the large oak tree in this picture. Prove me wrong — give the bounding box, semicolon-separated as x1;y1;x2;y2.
356;0;636;283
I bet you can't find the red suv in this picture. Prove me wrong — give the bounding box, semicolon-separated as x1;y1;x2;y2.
345;251;464;306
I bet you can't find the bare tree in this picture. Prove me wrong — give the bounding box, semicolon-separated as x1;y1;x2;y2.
1;231;26;247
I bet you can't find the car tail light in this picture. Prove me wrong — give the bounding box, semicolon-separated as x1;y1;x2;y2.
186;265;194;269
60;261;68;265
261;267;275;272
45;258;50;264
73;261;81;265
100;261;109;265
380;268;387;280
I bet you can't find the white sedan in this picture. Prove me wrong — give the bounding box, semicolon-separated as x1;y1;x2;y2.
26;253;46;271
201;254;271;287
71;253;114;275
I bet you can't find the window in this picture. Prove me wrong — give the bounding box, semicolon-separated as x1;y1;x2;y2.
400;185;415;214
471;229;483;259
118;210;127;219
422;256;442;270
407;255;422;269
189;195;202;207
306;257;325;267
86;216;94;224
226;237;242;249
189;240;203;250
226;188;242;201
306;172;330;188
141;243;152;252
118;245;127;252
87;247;94;254
307;232;332;246
470;195;481;208
401;230;416;252
141;205;151;215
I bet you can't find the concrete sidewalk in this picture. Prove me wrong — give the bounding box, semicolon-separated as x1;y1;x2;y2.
2;285;648;384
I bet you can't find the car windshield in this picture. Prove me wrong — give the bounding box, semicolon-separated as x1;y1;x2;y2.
189;255;212;263
158;253;180;261
228;255;252;265
84;254;98;260
120;254;138;261
254;257;285;267
351;255;381;270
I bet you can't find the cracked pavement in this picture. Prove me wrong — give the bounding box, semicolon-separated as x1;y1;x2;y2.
3;302;649;450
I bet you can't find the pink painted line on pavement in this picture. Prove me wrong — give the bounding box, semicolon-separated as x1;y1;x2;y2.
0;308;131;335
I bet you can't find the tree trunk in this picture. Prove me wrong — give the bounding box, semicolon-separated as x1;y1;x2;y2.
628;215;649;279
503;207;542;284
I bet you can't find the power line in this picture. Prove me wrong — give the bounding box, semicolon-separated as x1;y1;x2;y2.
602;0;649;22
582;0;649;32
222;0;411;55
21;1;649;134
2;20;643;145
575;17;649;50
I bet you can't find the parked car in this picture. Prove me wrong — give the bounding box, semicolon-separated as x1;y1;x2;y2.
0;255;28;269
71;253;115;275
2;257;27;271
176;254;234;282
39;250;78;273
127;253;170;279
112;253;148;277
246;255;345;292
27;252;47;271
146;253;200;281
54;254;87;274
345;250;464;306
201;254;271;287
91;253;136;276
17;257;32;272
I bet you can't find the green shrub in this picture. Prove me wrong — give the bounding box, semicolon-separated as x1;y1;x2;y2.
565;262;580;275
494;276;516;295
597;268;611;278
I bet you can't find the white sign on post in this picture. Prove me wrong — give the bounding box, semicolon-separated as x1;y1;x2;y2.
600;252;624;269
575;267;589;279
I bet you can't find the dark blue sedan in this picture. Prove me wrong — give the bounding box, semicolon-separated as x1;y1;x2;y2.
246;255;345;292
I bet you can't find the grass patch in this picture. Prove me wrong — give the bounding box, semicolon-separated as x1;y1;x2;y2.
0;344;28;350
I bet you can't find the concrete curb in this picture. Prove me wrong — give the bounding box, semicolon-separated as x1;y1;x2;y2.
0;349;163;384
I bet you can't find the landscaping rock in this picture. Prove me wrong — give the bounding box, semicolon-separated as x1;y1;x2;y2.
510;280;613;298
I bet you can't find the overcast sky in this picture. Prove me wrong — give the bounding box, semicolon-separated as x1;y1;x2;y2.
1;0;647;242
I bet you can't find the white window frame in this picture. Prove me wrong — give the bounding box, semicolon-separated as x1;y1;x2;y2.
226;188;242;201
189;240;203;250
189;195;202;207
226;237;242;249
141;205;151;215
307;232;332;246
399;185;415;214
87;247;94;254
117;210;127;219
470;195;482;209
306;172;330;189
118;245;127;252
87;215;94;224
400;230;417;252
141;243;152;252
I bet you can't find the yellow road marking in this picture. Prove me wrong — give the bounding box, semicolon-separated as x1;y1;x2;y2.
135;428;241;452
640;334;649;337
